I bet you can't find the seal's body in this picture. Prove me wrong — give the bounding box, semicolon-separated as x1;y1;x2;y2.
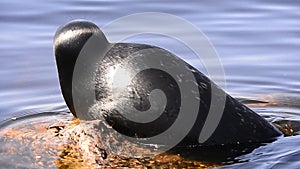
54;20;281;148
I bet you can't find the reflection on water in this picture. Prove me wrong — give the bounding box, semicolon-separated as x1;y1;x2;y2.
1;0;300;168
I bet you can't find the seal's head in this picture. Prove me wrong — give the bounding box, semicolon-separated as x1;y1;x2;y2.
54;20;108;116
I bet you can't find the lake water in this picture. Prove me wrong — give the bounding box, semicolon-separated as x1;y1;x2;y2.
1;0;300;168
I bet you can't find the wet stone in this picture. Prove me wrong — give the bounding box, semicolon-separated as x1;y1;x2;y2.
0;115;220;168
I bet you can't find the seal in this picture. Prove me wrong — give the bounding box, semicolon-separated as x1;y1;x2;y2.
54;20;282;148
